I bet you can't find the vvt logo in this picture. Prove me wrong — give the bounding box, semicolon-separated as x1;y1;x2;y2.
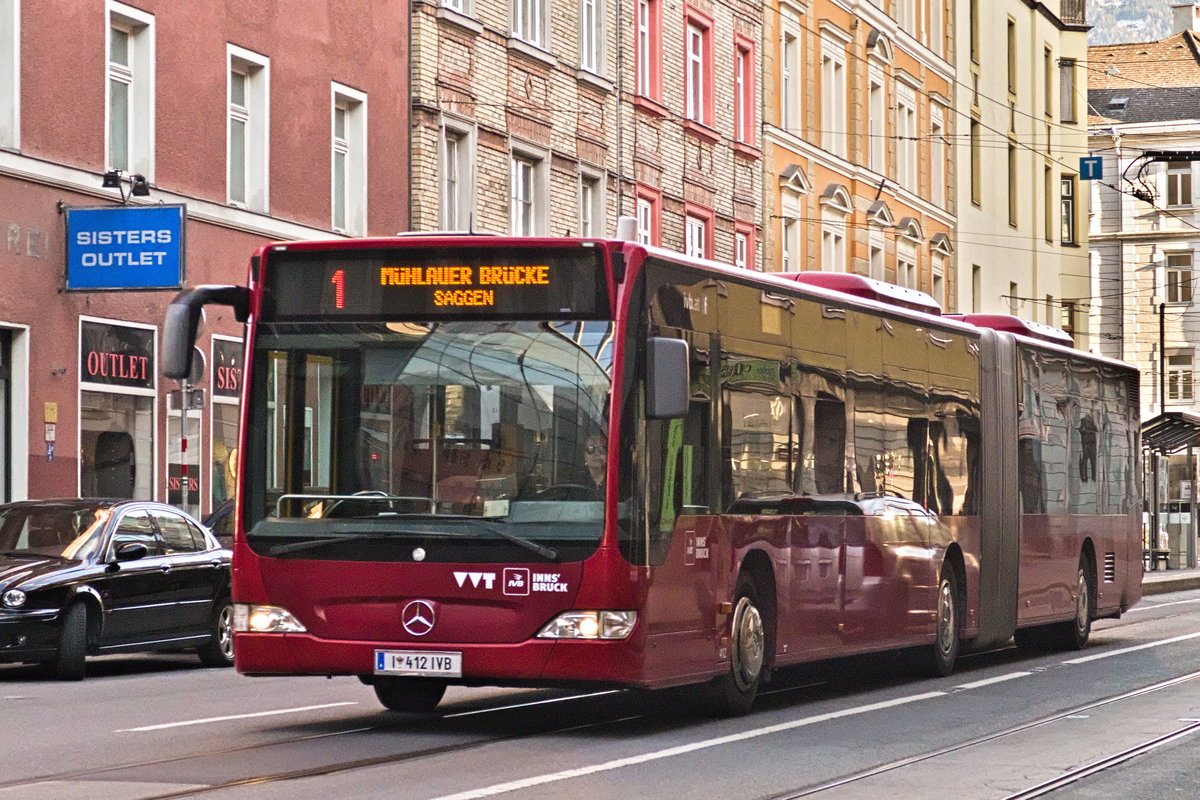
454;571;496;590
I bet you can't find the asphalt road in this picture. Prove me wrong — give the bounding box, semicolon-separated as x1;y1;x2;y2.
2;587;1200;800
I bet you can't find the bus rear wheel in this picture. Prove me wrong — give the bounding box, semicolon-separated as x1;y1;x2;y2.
372;677;448;713
1014;557;1093;652
703;574;766;717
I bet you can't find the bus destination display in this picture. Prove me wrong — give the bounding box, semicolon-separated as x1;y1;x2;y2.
263;246;609;321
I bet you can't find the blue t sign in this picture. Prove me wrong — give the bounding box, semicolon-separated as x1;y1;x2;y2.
1080;156;1103;181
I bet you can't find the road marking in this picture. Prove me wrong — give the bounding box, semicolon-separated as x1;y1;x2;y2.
954;671;1032;690
426;691;946;800
1128;598;1200;613
1063;631;1200;665
115;702;358;732
443;690;620;718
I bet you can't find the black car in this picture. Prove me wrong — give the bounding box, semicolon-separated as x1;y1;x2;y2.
203;498;234;547
0;499;233;680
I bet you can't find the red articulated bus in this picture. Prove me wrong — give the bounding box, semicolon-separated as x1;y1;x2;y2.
163;234;1142;716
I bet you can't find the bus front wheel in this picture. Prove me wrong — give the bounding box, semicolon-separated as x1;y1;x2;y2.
703;573;766;717
372;677;448;713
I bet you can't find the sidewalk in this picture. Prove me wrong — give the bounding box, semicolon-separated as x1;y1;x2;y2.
1142;565;1200;596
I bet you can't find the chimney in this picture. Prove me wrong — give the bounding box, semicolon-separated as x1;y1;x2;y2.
1172;2;1200;34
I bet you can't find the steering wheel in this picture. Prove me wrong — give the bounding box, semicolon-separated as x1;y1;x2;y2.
534;483;600;501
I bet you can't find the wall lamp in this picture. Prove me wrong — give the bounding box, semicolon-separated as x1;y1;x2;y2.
101;169;151;202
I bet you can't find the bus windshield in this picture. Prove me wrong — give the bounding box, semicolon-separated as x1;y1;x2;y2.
243;319;615;562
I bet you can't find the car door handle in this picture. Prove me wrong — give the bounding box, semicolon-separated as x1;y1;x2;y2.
209;560;223;568
160;564;173;574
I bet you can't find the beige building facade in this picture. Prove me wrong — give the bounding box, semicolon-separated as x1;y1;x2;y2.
952;0;1089;334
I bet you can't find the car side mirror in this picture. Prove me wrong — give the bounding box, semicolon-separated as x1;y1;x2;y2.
114;542;149;562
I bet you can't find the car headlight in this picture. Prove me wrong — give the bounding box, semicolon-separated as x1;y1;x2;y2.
537;610;637;640
1;589;26;609
232;604;307;633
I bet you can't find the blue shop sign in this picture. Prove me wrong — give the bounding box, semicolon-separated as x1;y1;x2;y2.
66;204;185;290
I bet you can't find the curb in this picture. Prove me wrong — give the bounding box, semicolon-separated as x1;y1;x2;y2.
1142;576;1200;596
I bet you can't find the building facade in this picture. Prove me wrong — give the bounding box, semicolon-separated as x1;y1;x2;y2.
407;0;763;267
951;0;1088;331
761;0;955;300
1088;2;1200;417
0;0;409;513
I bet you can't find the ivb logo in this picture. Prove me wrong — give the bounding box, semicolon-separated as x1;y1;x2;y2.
503;567;530;596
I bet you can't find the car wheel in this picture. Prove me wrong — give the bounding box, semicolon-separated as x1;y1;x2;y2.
372;677;448;713
197;601;235;668
909;565;961;677
54;603;88;681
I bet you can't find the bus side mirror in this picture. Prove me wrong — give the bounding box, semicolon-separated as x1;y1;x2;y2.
647;337;689;419
163;285;250;379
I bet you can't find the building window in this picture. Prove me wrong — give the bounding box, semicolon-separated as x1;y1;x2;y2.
734;222;755;270
684;204;713;259
869;235;885;281
970;119;982;206
734;37;755;145
898;242;917;289
1060;175;1076;245
930;108;945;207
228;46;269;212
0;0;17;150
1168;351;1194;402
821;211;846;272
579;170;605;236
444;0;466;13
1167;161;1193;208
442;121;474;231
636;0;661;100
1167;252;1194;303
895;0;915;32
512;0;546;47
932;252;946;304
969;0;979;63
1009;282;1019;314
1059;58;1077;123
107;2;154;178
1008;143;1018;226
580;0;602;74
1006;19;1017;96
821;38;847;158
1044;165;1054;241
869;73;885;172
928;0;943;56
636;185;660;245
780;15;800;130
896;85;917;189
510;155;537;235
1043;47;1053;116
684;9;713;125
331;84;367;235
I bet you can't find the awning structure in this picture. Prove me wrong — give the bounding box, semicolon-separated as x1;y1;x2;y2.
1142;411;1200;454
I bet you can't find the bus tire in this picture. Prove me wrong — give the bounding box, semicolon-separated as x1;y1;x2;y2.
913;565;961;678
372;677;448;713
1013;556;1094;653
53;603;88;681
703;573;766;717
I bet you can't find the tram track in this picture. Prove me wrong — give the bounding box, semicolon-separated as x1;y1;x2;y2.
764;668;1200;800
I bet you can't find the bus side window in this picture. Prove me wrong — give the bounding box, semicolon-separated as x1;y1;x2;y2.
647;398;710;565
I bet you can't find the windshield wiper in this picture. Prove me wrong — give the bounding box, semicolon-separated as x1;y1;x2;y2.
267;530;444;557
427;516;558;561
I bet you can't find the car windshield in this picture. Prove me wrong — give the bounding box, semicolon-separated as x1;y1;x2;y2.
0;504;111;560
244;319;615;562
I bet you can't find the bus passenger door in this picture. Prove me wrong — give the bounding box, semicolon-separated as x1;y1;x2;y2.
642;390;719;684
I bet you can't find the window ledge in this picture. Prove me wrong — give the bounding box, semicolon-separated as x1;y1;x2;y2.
576;69;614;93
634;96;668;118
507;38;557;67
732;141;761;160
683;119;721;144
436;7;484;34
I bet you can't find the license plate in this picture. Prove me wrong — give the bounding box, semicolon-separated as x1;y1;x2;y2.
374;649;462;677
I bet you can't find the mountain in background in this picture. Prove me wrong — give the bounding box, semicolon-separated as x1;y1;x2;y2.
1088;0;1174;44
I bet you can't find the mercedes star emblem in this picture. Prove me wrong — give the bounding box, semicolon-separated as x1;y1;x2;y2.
401;599;436;636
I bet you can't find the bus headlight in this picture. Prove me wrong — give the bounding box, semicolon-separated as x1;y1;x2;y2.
233;604;307;633
537;610;637;640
